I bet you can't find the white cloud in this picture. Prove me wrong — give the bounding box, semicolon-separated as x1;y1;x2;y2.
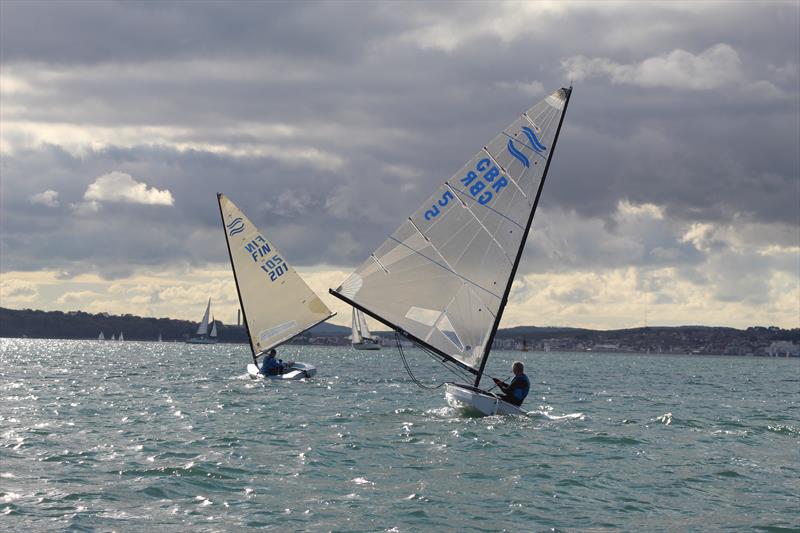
29;189;60;207
84;171;174;206
562;44;744;90
70;200;101;215
0;278;39;303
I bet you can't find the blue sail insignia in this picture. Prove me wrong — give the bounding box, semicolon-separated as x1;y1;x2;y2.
522;126;547;153
227;217;245;236
507;139;530;168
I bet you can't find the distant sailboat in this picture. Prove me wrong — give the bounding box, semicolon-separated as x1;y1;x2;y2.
111;333;116;341
218;193;334;379
157;332;163;342
98;331;105;341
330;86;572;416
186;299;219;344
119;332;124;342
351;309;381;350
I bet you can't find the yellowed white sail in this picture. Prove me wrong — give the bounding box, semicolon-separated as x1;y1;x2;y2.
218;193;334;356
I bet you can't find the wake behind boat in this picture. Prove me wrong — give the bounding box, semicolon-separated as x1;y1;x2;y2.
218;193;333;381
331;87;572;415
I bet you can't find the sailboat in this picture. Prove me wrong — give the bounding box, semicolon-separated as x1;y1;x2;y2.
351;309;381;350
111;333;116;341
330;87;572;415
119;332;124;342
98;331;105;341
218;193;334;380
157;332;163;342
185;299;219;344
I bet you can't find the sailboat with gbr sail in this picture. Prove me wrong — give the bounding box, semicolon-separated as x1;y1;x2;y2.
330;87;572;415
218;193;334;380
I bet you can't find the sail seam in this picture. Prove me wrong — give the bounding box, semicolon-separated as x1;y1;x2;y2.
447;183;525;231
387;235;502;300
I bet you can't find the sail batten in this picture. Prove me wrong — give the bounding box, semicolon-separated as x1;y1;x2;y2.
332;87;572;374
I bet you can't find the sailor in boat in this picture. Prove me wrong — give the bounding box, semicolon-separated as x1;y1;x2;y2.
492;361;530;407
260;349;294;376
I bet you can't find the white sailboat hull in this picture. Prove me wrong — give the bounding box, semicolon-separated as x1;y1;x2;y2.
247;362;316;381
352;341;381;351
445;383;527;416
185;337;218;344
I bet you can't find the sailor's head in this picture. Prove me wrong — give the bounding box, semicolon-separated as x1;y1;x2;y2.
512;361;524;375
267;349;277;358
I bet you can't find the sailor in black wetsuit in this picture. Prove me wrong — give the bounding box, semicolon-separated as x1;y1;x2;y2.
492;361;530;407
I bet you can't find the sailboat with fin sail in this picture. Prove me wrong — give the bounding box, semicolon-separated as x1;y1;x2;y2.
186;299;219;344
218;193;334;380
330;86;572;415
351;309;381;350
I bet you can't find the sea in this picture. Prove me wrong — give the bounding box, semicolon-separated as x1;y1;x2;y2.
1;338;798;532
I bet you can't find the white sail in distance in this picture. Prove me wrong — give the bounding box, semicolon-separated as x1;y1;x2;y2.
209;318;217;338
351;309;363;344
197;299;211;335
331;87;571;379
218;193;335;357
357;310;375;341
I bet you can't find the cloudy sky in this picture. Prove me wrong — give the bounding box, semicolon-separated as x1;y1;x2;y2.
1;1;798;331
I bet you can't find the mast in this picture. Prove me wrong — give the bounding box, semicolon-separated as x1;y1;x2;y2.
473;86;573;388
217;193;258;365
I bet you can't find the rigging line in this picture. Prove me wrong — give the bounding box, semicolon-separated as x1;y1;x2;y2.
414;334;474;382
395;333;445;390
387;235;503;300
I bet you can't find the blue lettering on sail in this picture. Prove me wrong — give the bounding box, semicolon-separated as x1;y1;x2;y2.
244;235;271;262
260;254;287;282
227;217;245;236
424;158;511;220
424;190;454;220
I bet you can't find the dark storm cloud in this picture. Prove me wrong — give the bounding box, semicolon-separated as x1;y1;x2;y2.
1;1;797;288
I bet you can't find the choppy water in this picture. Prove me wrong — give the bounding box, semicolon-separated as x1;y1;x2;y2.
1;338;798;532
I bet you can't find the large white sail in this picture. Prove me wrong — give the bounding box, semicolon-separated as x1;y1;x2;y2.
332;88;571;376
218;193;334;356
197;299;211;335
209;318;217;338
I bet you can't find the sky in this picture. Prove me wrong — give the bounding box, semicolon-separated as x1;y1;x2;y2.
1;1;798;331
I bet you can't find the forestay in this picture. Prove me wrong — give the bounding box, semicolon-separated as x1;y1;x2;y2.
331;88;571;379
218;194;334;357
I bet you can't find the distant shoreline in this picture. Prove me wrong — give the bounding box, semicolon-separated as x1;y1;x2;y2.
1;307;798;357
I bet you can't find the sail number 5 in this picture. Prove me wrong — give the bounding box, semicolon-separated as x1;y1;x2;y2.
424;158;508;221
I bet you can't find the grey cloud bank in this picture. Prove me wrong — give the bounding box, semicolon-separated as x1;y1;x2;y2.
0;1;797;328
